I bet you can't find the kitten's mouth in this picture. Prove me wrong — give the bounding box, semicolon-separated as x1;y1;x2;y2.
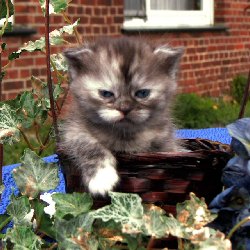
115;115;133;125
117;116;130;123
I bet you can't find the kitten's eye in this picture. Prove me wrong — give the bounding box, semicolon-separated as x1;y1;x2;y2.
135;89;150;99
99;90;114;98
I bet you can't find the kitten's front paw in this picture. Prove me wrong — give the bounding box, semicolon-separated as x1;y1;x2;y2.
88;160;119;196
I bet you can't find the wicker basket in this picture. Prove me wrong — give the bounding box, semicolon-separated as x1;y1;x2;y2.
61;138;232;215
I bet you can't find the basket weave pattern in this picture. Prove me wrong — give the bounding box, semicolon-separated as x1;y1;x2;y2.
62;138;232;215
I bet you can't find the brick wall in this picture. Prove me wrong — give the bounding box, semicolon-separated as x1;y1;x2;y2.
125;0;250;96
2;0;124;100
1;0;250;99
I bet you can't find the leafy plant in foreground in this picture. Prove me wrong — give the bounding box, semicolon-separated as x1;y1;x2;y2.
0;0;78;160
0;147;232;249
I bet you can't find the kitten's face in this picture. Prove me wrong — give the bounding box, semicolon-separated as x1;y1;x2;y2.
65;38;183;128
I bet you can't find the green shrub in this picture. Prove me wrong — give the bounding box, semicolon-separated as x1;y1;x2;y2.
174;93;250;129
174;93;219;128
231;74;248;103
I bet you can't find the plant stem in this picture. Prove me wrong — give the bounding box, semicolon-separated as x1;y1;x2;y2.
18;128;36;151
227;216;250;239
62;12;82;44
45;0;59;144
2;60;13;71
38;126;52;155
34;122;44;147
146;236;155;250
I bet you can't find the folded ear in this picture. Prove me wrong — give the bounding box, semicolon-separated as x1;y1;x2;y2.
64;46;93;79
153;46;184;78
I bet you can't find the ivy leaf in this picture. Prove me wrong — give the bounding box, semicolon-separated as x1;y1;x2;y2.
92;192;144;233
4;226;43;250
12;149;59;198
61;19;79;34
142;205;176;238
18;91;38;128
1;42;6;51
0;103;21;145
176;193;215;230
9;20;79;60
7;195;31;226
185;228;231;249
31;76;64;111
0;71;5;81
51;53;68;71
0;0;14;19
0;214;12;231
52;192;93;219
19;92;36;118
32;198;56;239
39;0;69;14
55;213;96;250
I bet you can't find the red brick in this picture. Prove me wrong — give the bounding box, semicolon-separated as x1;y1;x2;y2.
4;81;24;91
20;69;30;78
2;0;250;99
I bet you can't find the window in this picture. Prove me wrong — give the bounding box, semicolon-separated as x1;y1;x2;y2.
123;0;214;29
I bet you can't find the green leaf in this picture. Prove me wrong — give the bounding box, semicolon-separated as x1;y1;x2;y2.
141;205;171;238
184;227;231;249
7;195;32;226
12;149;59;198
92;192;144;233
61;19;79;34
4;226;43;250
32;198;56;239
9;20;79;60
51;53;68;71
1;42;6;50
176;193;215;229
55;213;97;250
31;76;64;111
52;192;93;219
0;0;14;19
19;92;36;118
0;21;12;35
39;0;69;14
0;71;5;81
0;214;12;231
0;104;21;144
18;91;37;128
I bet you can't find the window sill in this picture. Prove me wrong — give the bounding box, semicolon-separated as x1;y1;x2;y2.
3;26;37;37
122;24;228;33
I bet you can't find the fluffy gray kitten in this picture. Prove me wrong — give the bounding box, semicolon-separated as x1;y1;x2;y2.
59;37;183;195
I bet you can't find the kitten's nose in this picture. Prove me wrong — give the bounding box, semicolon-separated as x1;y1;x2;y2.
118;101;132;115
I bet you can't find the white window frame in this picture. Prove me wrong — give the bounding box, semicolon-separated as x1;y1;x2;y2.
123;0;214;29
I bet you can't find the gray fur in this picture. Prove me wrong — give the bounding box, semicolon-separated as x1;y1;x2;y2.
58;37;183;195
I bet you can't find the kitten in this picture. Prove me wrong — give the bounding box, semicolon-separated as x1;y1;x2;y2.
58;37;183;195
